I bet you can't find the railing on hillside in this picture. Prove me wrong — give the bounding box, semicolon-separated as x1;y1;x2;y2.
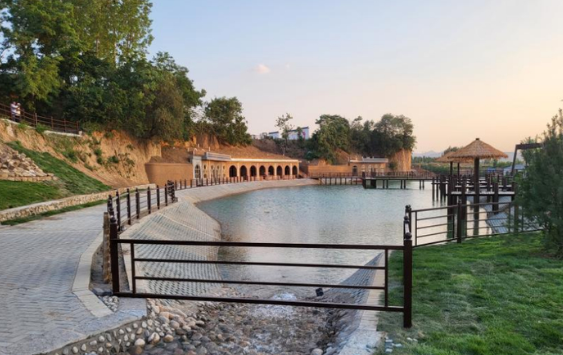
108;209;414;328
0;102;80;134
407;201;541;247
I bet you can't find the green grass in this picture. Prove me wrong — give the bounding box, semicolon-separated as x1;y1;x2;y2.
8;141;109;195
1;199;106;225
379;234;563;355
0;180;62;210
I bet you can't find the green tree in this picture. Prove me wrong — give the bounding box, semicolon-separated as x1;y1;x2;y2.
309;114;351;163
370;114;416;157
204;97;251;146
276;113;294;155
518;111;562;257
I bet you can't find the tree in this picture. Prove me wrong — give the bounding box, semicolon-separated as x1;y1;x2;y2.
309;115;351;163
519;111;563;257
370;114;416;158
204;97;251;146
276;113;294;155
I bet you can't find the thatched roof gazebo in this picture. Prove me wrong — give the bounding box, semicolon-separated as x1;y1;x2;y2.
450;138;508;198
435;151;473;177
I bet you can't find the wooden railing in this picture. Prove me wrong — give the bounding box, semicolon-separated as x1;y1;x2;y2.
0;102;80;134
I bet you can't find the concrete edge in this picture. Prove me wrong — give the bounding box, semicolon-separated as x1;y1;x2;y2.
72;230;113;317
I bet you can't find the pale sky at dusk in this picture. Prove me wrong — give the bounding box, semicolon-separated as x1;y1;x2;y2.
149;0;563;153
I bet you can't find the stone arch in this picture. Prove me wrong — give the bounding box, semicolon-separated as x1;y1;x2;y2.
292;166;298;176
259;165;266;176
240;165;248;177
276;166;283;176
250;165;257;177
268;166;275;175
284;165;290;176
229;165;238;178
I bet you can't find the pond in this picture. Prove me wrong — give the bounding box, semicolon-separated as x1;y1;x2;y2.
198;182;441;298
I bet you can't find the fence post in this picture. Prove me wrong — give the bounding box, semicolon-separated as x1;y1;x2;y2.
115;190;121;230
147;186;151;214
135;188;140;219
156;185;160;209
403;218;413;328
107;195;114;217
126;188;132;225
110;216;120;294
457;200;463;243
164;184;169;206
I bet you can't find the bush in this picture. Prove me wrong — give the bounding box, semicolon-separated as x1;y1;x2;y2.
17;122;29;131
108;155;120;164
35;123;48;134
62;149;78;163
519;110;563;257
93;148;103;157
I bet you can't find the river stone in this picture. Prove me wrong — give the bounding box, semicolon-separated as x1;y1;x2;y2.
311;349;323;355
134;338;146;347
164;334;174;343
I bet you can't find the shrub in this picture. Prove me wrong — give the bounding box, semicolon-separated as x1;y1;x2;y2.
17;122;29;131
96;156;104;165
35;123;48;134
93;148;103;157
519;109;563;257
108;155;120;164
63;149;78;163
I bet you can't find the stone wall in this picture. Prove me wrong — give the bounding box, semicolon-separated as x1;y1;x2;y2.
0;183;155;223
145;162;193;187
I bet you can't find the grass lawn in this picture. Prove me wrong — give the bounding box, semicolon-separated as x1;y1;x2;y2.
0;180;62;210
7;141;109;195
378;233;563;355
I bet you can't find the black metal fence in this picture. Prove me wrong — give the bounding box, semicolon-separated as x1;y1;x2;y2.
106;180;182;230
189;175;297;188
108;212;414;328
408;200;540;247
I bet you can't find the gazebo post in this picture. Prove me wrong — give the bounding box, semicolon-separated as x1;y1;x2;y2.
457;162;460;180
449;162;453;177
474;158;480;203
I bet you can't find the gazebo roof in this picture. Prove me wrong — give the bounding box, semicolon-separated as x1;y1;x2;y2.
450;138;508;160
435;151;473;163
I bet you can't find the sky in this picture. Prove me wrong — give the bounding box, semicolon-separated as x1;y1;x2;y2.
149;0;563;153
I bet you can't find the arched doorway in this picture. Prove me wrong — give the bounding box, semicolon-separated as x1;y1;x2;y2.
292;166;298;176
250;166;257;177
284;165;290;176
229;165;237;178
195;165;201;179
240;165;248;178
352;165;358;176
276;166;283;176
259;166;266;176
268;166;275;176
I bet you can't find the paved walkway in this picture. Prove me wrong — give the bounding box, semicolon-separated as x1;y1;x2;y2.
0;179;318;355
0;204;143;355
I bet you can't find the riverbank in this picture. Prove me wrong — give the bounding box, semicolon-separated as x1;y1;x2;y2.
117;179;380;355
377;233;563;355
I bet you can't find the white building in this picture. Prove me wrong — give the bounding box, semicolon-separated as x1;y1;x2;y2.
266;131;280;139
288;127;310;140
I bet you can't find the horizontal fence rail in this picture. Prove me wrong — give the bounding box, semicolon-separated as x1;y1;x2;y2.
108;217;414;327
0;102;80;134
189;175;297;188
408;200;540;247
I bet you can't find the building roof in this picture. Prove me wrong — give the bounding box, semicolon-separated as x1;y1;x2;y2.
349;157;388;163
450;138;508;160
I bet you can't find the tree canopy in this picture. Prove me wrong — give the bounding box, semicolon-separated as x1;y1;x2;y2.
519;111;562;257
0;0;251;145
307;113;416;163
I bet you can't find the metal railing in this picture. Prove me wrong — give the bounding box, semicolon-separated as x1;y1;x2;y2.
107;180;181;230
108;212;414;328
188;175;297;188
0;102;80;134
408;201;541;247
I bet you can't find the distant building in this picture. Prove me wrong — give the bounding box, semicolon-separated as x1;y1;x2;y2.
503;164;526;175
288;127;309;140
266;131;280;139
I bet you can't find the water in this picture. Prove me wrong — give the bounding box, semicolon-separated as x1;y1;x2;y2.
198;182;440;298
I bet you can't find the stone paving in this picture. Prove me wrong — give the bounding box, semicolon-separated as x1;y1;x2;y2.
0;179;317;355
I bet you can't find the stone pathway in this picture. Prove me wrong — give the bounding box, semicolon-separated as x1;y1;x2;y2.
0;204;144;355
